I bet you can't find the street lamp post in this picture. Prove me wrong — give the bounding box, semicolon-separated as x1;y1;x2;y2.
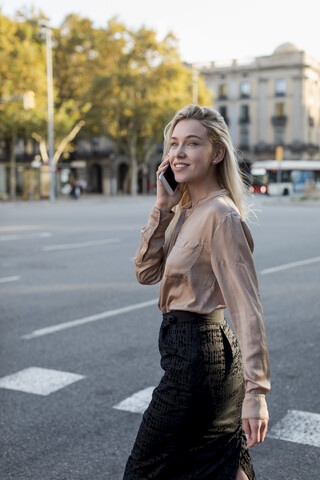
42;22;55;202
192;64;199;105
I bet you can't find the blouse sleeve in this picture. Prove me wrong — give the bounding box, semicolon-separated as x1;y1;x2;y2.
210;213;271;420
135;206;174;285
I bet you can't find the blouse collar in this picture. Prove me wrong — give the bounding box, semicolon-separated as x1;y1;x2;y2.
182;189;229;210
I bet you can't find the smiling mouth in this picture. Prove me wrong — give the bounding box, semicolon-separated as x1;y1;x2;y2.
174;163;189;169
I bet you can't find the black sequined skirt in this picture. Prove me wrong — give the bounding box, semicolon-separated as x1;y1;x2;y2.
123;310;255;480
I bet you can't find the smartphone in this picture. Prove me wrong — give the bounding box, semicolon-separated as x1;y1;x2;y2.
159;163;179;196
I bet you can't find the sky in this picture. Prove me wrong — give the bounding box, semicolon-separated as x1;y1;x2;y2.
1;0;320;64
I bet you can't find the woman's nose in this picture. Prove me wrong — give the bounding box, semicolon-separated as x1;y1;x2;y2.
176;146;186;157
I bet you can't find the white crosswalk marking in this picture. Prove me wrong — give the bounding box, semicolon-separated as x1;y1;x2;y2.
114;390;320;450
0;367;85;396
268;409;320;448
113;386;155;414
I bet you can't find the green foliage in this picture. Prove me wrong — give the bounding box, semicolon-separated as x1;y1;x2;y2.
0;9;213;183
0;9;47;140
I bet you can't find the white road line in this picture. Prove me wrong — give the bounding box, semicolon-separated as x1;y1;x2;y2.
260;255;320;275
0;367;85;396
22;298;158;339
268;409;320;448
113;387;155;414
0;225;45;233
0;276;20;284
0;232;52;241
42;238;120;251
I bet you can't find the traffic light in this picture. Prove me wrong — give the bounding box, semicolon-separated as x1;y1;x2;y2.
23;90;35;110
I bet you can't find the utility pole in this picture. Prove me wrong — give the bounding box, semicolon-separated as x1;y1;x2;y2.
42;22;55;202
9;135;16;200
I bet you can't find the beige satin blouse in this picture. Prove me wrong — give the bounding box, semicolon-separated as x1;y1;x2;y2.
135;189;270;420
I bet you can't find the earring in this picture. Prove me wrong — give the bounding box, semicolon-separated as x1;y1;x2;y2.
213;160;216;164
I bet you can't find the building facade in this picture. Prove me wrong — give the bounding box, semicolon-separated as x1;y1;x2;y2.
2;42;320;199
200;42;320;163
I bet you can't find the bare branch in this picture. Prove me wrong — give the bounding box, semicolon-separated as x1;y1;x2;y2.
31;132;49;163
53;120;85;164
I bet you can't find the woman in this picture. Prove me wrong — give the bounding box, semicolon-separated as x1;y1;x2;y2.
123;105;270;480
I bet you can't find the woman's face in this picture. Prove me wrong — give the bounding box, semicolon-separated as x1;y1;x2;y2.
169;119;219;187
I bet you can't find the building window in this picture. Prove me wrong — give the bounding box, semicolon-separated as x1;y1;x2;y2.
240;81;250;97
276;103;285;116
219;106;228;124
240;127;249;148
240;104;250;123
91;137;99;154
274;127;284;146
218;84;228;98
275;79;286;96
272;103;287;127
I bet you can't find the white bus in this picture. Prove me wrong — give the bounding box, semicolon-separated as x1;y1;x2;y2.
249;160;320;195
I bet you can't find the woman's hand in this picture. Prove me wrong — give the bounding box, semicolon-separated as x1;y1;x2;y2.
242;418;268;448
155;156;184;212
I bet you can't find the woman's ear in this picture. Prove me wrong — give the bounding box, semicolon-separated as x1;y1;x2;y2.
212;146;226;165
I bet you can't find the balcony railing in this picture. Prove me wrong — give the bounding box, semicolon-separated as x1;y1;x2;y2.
238;144;250;151
254;143;277;154
271;115;287;126
239;116;250;124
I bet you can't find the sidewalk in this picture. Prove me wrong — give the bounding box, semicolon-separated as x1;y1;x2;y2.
261;193;320;207
2;192;320;208
0;193;156;207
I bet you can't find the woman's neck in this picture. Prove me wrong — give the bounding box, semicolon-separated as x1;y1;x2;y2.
188;179;223;205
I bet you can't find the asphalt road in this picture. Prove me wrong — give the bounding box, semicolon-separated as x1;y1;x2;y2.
0;194;319;480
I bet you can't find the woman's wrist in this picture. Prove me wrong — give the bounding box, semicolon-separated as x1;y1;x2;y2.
154;202;172;213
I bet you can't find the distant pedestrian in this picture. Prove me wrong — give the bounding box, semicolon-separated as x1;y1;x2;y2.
70;178;80;200
123;105;270;480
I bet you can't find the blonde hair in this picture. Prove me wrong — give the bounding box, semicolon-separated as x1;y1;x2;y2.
163;104;249;252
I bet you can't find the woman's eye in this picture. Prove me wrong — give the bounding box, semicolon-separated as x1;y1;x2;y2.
189;142;198;146
170;142;178;147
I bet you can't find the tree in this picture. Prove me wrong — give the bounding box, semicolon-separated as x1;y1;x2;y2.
32;13;96;165
88;21;212;194
0;10;94;178
0;11;213;197
0;9;47;197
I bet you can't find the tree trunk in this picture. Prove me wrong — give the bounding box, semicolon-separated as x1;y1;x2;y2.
142;143;156;194
8;136;16;200
142;164;148;194
129;134;138;195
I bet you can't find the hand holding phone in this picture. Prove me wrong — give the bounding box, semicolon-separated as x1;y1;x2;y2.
159;163;179;196
155;158;183;212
